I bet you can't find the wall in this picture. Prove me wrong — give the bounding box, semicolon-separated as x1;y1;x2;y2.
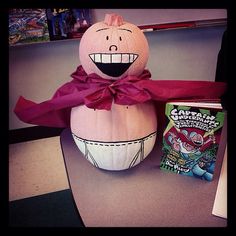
147;26;226;80
91;9;226;25
9;9;226;130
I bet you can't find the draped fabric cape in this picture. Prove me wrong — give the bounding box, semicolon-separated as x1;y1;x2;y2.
14;65;227;128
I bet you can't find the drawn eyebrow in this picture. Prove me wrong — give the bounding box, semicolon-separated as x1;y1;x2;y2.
118;28;132;33
96;28;109;32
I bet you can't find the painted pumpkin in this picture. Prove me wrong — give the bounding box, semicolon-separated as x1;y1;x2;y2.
71;14;157;170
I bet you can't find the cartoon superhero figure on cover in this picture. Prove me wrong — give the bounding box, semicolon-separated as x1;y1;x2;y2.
167;128;216;180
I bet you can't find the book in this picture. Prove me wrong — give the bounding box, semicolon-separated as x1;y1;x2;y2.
9;9;50;45
46;9;92;41
212;145;227;218
160;101;225;181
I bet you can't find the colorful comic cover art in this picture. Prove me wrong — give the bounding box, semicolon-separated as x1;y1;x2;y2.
160;103;225;181
9;9;50;45
46;9;92;40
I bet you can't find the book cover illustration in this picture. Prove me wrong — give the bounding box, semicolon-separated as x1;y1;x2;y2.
46;9;92;40
160;103;225;181
9;9;50;45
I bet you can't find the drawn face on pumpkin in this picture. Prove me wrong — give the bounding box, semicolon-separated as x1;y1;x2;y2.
79;14;149;80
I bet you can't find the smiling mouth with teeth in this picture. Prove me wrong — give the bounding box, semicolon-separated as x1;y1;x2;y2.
192;140;203;146
89;53;138;77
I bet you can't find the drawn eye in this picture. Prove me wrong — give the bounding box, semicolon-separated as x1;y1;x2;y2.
119;36;122;41
106;36;109;40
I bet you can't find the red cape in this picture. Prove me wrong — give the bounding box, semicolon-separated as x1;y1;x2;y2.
14;65;227;128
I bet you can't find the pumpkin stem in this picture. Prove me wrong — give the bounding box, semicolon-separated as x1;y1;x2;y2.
104;13;124;26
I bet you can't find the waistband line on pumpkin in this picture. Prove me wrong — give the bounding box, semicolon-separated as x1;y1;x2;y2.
71;131;157;146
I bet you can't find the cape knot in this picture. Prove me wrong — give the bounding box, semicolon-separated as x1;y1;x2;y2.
108;83;116;94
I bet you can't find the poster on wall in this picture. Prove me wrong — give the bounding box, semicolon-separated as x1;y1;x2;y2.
9;9;50;46
46;9;92;40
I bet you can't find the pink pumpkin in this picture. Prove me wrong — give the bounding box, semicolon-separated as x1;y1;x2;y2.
79;13;149;80
71;14;157;170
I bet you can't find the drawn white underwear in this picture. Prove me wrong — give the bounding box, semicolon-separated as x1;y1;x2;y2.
72;132;157;170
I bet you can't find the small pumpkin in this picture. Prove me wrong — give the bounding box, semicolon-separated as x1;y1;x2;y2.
79;13;149;80
71;13;157;170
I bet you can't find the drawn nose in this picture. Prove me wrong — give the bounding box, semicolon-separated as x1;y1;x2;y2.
109;45;118;51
